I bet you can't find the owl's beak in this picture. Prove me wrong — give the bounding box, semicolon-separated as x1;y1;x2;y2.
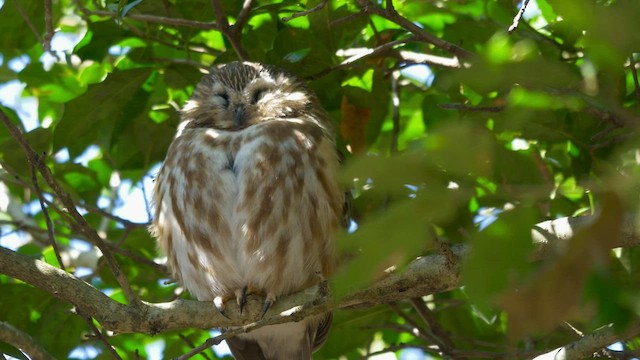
234;106;247;126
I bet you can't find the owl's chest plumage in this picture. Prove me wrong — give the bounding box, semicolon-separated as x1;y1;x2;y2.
153;119;341;301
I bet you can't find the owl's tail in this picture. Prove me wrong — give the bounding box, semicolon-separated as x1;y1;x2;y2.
226;311;332;360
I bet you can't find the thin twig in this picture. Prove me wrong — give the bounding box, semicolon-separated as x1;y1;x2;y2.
362;343;436;359
310;38;413;79
43;0;54;52
337;37;415;66
30;159;65;270
0;108;140;305
178;334;212;360
390;70;400;154
399;50;462;68
211;0;249;60
12;0;44;45
508;0;531;34
80;315;123;360
355;0;473;60
121;20;219;56
88;10;218;29
282;0;328;22
409;298;457;354
81;205;148;230
235;0;255;31
331;11;366;27
387;303;430;342
438;103;506;112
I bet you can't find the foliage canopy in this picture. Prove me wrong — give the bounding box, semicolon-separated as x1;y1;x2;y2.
1;0;640;359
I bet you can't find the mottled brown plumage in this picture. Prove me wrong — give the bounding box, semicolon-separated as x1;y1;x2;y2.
151;62;342;359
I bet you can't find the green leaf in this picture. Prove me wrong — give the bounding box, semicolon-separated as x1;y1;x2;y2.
54;68;152;157
0;1;45;52
462;206;537;309
31;301;85;358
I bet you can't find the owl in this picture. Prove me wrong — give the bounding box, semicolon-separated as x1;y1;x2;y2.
151;62;343;359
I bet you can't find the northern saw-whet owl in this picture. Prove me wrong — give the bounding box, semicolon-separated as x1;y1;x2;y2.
152;62;343;359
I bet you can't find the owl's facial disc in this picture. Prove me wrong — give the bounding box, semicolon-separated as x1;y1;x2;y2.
182;62;317;131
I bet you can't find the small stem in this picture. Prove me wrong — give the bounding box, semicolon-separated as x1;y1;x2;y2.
13;0;43;45
43;0;54;52
282;0;327;22
30;158;65;270
390;70;400;154
88;10;218;29
508;0;531;34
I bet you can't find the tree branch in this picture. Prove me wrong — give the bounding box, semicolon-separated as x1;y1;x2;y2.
86;9;218;30
532;324;640;360
210;0;251;61
30;160;65;270
0;321;55;360
1;215;638;335
354;0;474;60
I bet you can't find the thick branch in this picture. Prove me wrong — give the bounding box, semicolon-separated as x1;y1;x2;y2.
1;216;638;335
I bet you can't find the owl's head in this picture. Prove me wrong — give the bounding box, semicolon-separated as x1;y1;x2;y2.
180;62;326;131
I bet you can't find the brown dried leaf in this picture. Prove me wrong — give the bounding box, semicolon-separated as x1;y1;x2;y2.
340;96;371;155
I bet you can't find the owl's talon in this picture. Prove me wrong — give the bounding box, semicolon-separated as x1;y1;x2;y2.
260;293;277;319
236;286;248;314
260;299;272;319
214;296;230;319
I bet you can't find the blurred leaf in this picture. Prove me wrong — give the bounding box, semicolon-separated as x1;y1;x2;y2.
31;301;85;358
74;20;131;60
54;68;152;157
499;193;624;338
0;1;45;52
422;123;494;177
333;198;435;299
462;206;537;310
319;308;393;359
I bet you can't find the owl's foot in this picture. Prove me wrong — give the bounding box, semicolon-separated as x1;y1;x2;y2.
260;292;276;319
213;296;230;319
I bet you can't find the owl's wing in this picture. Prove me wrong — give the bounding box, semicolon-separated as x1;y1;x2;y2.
153;128;244;301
